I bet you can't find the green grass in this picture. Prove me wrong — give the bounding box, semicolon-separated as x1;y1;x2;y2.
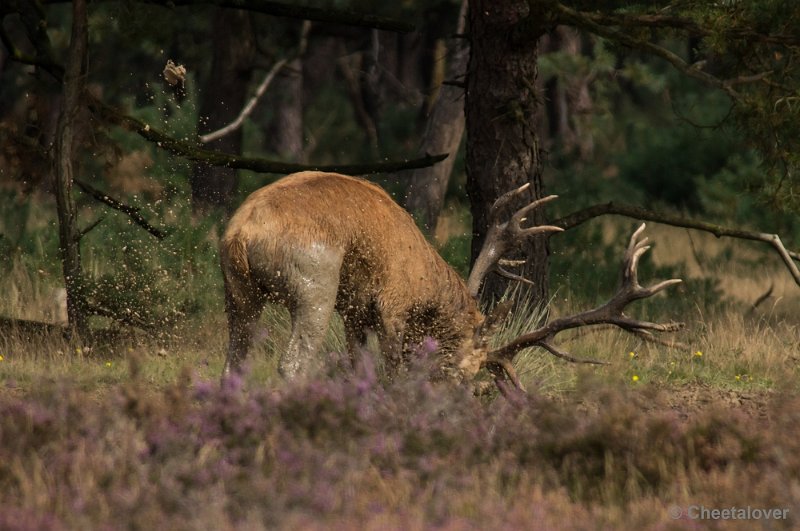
1;190;799;528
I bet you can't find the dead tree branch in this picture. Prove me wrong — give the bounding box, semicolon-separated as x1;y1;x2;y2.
74;179;167;240
91;96;448;175
550;202;800;288
41;0;415;33
199;21;311;144
553;2;772;102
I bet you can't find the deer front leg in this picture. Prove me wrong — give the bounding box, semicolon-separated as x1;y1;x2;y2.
279;245;344;380
377;318;406;380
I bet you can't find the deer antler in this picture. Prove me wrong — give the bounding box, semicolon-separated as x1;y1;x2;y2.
467;183;563;298
483;223;683;386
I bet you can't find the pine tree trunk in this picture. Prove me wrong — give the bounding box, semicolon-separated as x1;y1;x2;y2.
54;0;88;336
265;56;304;161
404;0;469;234
191;8;255;211
465;1;550;305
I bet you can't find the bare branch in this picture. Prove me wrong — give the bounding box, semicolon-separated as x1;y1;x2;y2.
1;1;64;81
199;58;286;144
571;9;800;47
550;201;800;288
76;216;105;240
42;0;415;33
74;179;166;240
88;96;449;175
748;283;775;315
199;21;311;144
552;2;773;102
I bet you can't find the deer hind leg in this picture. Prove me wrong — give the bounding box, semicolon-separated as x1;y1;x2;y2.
279;245;344;380
222;275;266;378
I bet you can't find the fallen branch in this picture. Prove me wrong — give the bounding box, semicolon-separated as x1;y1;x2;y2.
90;96;448;175
748;283;775;315
0;316;68;338
74;179;166;240
551;201;800;288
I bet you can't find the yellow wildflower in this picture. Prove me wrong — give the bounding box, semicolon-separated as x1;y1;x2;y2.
629;351;636;359
694;351;703;357
632;374;640;382
105;361;112;367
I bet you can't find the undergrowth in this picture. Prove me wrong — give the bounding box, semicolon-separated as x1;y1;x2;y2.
1;354;798;529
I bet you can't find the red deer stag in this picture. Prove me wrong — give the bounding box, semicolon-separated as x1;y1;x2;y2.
220;171;682;388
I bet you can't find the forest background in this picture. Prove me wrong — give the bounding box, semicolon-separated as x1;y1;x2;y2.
1;1;799;528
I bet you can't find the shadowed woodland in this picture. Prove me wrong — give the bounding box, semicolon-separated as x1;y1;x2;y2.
1;0;800;528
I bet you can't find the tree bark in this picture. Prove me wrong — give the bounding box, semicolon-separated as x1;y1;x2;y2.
53;0;88;336
404;0;468;234
465;1;550;305
264;56;304;161
190;8;255;211
539;26;594;160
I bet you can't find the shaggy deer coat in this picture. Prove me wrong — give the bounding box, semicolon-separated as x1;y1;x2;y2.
220;171;484;380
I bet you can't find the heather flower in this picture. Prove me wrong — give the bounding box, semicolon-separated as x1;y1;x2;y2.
220;370;244;394
414;336;439;358
192;379;216;401
1;351;796;529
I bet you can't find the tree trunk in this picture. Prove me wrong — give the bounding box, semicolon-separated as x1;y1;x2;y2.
264;56;305;161
54;0;88;336
191;8;255;212
404;0;468;234
539;26;594;161
465;1;550;305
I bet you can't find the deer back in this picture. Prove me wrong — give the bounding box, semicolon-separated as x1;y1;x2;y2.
220;172;482;352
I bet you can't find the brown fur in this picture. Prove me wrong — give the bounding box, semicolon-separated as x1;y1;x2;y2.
220;171;485;380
